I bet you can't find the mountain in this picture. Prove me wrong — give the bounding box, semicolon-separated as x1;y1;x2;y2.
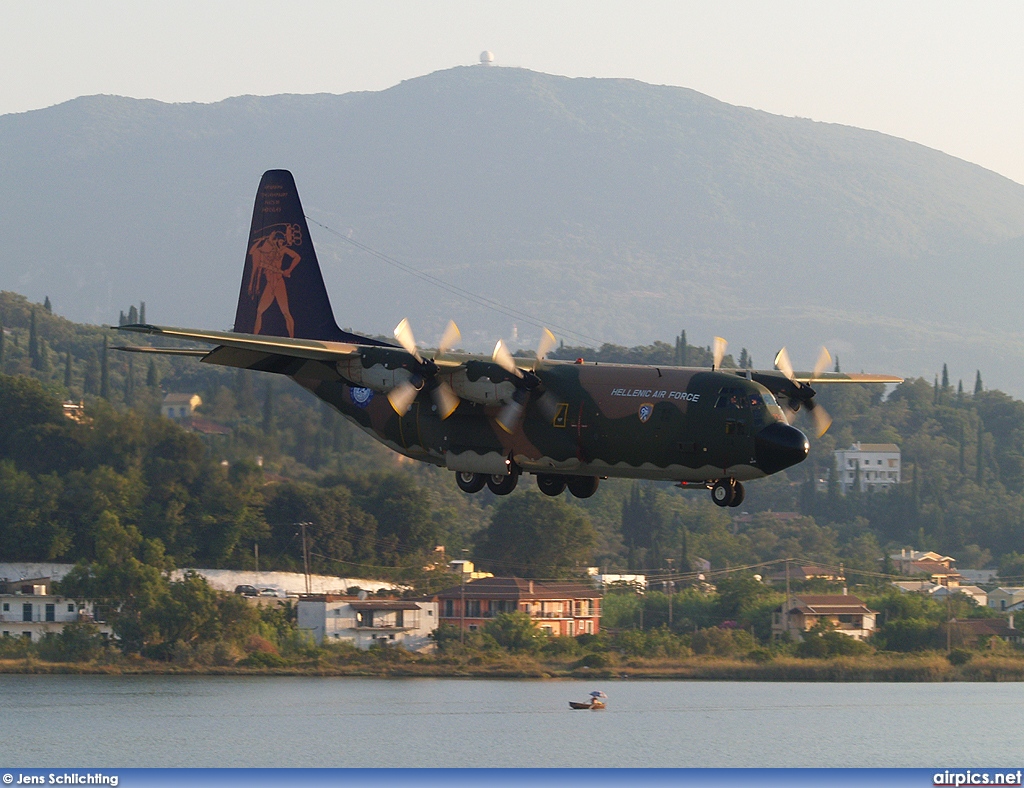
2;66;1024;392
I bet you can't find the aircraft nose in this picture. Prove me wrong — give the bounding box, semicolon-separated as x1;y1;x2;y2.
755;422;809;474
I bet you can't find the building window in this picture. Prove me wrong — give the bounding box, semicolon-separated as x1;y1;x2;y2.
67;604;75;613
466;600;481;617
468;625;478;632
2;602;8;612
23;603;32;622
444;600;454;617
395;610;404;628
23;632;32;640
45;604;55;622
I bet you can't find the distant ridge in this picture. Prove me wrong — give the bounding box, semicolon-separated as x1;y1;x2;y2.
2;66;1024;392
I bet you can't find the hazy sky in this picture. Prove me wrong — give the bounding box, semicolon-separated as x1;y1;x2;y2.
3;2;1023;184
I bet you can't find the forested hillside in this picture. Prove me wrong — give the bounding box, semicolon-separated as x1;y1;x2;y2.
2;290;1023;585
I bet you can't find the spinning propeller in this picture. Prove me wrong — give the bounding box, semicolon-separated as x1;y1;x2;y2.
773;346;833;437
387;318;462;419
491;328;559;433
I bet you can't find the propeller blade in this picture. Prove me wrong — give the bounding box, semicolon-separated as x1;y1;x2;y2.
387;380;419;416
495;400;525;434
492;339;523;377
774;347;795;381
393;318;422;362
809;401;833;437
536;390;561;421
536;328;557;362
437;320;461;356
432;381;460;420
713;337;727;370
812;346;832;379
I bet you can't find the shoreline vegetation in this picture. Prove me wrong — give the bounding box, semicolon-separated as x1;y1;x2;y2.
5;653;1024;682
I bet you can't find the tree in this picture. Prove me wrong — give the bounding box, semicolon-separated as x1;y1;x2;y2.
0;317;5;370
474;492;596;578
100;337;110;400
262;379;275;433
941;363;950;392
482;611;544;653
29;308;39;369
64;350;73;390
146;359;158;388
975;370;983;395
139;301;146;324
127;305;139;324
43;296;52;313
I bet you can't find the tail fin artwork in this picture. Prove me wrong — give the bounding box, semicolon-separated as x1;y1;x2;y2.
234;170;388;346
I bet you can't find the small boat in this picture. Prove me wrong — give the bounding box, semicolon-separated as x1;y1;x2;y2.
569;691;607;710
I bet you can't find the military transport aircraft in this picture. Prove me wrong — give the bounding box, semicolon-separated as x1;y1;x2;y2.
117;170;901;507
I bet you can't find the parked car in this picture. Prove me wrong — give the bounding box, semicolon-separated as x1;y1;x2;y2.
234;584;260;597
259;587;287;598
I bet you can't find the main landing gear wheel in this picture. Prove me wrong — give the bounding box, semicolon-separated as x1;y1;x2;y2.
455;471;486;494
536;474;567;496
487;470;519;495
566;475;600;499
711;479;744;507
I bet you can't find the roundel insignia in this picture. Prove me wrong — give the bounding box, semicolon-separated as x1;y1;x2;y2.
638;403;654;423
350;386;374;408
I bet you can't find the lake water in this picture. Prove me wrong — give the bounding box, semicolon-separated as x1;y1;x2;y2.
5;675;1024;768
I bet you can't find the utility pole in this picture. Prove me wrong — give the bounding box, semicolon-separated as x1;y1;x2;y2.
665;558;674;627
299;522;311;595
784;558;792;640
460;548;468;645
254;543;259;574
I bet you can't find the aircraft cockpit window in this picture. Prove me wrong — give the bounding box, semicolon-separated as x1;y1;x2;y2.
715;387;748;409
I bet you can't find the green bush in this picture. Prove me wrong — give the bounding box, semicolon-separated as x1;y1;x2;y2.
947;648;973;666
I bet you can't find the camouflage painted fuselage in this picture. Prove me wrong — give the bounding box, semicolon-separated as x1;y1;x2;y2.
293;357;807;483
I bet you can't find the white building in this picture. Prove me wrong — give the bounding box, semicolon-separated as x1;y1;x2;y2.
0;578;112;642
835;442;901;493
161;393;202;420
298;595;438;651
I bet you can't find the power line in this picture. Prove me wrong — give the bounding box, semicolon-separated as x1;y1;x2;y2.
306;215;606;348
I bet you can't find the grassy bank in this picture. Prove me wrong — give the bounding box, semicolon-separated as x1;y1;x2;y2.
4;653;1024;681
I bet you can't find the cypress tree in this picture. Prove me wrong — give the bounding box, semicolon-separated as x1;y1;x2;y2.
262;379;275;433
146;359;158;388
976;418;984;486
38;339;50;374
834;356;841;373
124;356;135;403
975;370;983;395
957;379;964;407
941;363;950;392
680;330;687;366
959;422;966;476
43;296;52;313
64;350;73;389
127;305;139;324
118;311;126;327
139;302;146;324
933;375;939;405
83;351;99;394
29;308;39;369
100;337;110;400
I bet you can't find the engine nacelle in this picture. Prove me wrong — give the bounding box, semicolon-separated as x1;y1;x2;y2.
439;361;519;406
336;356;416;393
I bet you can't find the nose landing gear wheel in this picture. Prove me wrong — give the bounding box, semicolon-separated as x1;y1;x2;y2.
711;479;744;507
487;470;519;495
455;471;486;494
537;474;567;496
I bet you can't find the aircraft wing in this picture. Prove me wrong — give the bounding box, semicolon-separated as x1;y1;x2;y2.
116;323;365;361
793;372;904;384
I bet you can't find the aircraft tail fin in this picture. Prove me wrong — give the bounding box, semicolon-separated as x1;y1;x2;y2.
233;170;388;346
